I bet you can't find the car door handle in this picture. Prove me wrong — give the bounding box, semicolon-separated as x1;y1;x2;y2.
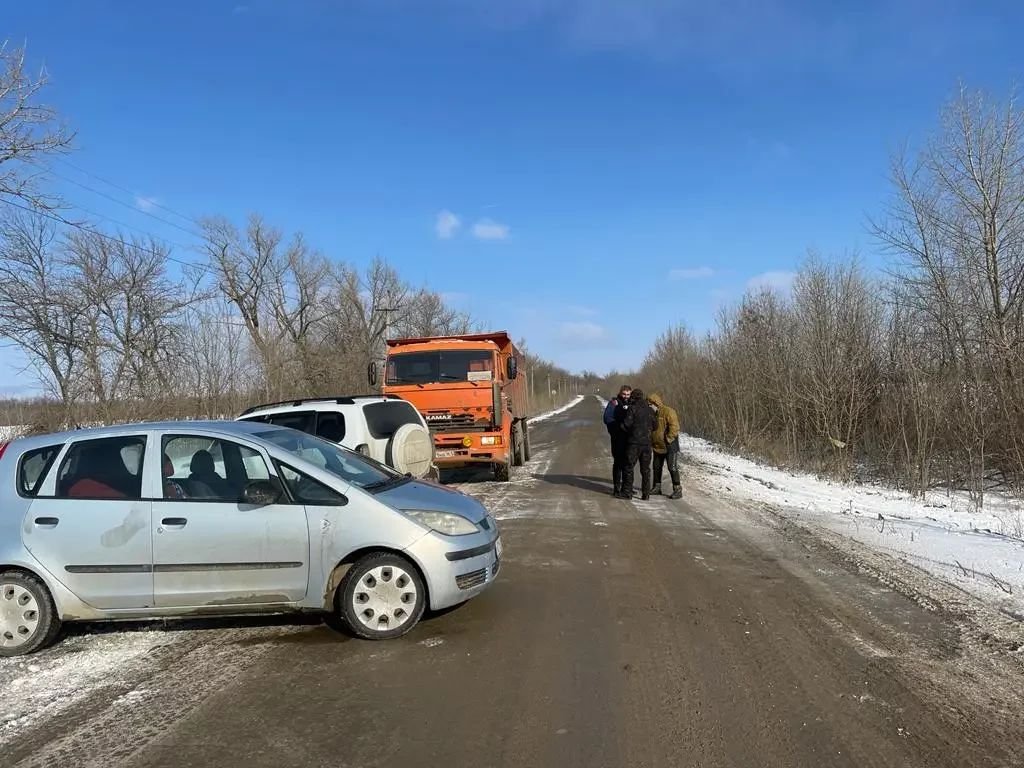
161;517;188;528
34;517;59;528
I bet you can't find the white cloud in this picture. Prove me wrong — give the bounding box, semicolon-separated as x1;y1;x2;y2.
669;266;715;281
746;270;796;293
472;218;510;240
565;304;598;317
435;209;461;239
134;195;159;213
557;320;611;345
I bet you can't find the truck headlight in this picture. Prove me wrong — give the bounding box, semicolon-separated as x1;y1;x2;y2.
404;509;479;536
480;436;502;446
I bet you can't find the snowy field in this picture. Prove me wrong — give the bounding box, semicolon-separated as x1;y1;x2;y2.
683;434;1024;614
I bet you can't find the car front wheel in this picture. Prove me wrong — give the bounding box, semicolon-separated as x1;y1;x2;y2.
0;571;61;657
338;553;426;640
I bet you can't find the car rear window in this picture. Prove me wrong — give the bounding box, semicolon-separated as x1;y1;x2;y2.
363;401;422;440
244;410;316;434
17;444;62;497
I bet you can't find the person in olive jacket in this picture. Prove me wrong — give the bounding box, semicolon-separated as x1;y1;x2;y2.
648;393;682;499
618;388;654;500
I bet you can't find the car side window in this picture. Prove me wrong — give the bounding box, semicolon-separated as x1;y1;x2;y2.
315;412;346;443
17;444;62;497
55;436;147;500
162;435;271;502
277;463;347;506
266;411;316;435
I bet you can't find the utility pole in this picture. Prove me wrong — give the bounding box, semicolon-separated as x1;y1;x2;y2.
372;294;401;392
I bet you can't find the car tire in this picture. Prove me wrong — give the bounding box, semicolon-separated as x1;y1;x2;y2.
0;571;61;657
337;553;427;640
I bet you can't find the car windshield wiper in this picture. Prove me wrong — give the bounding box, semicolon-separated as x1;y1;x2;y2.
363;475;411;492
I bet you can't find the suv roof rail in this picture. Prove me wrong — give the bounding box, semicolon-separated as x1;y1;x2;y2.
239;393;402;416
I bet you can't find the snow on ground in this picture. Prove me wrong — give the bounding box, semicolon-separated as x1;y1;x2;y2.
0;425;28;441
0;629;168;743
683;435;1024;614
528;395;584;424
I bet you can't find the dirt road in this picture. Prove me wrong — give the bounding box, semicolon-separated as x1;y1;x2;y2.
3;398;1022;767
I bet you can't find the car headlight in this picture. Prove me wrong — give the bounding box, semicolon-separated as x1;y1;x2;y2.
404;509;479;536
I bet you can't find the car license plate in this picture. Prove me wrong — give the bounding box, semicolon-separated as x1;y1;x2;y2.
435;450;456;458
495;537;503;560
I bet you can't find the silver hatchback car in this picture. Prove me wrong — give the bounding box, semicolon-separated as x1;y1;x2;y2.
0;420;502;656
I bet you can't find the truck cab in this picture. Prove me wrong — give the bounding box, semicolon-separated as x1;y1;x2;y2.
378;332;529;481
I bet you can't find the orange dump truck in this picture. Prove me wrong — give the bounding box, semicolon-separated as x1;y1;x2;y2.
379;332;529;481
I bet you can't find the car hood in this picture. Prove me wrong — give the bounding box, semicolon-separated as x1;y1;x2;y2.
375;480;488;523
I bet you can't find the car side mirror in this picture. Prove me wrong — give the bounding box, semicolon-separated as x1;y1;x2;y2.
241;480;282;506
507;356;518;380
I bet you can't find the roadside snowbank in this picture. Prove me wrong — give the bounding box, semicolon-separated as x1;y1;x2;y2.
0;425;27;441
529;395;584;424
683;435;1024;613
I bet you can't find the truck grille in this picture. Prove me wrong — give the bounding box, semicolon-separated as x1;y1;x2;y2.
456;568;487;590
425;412;487;433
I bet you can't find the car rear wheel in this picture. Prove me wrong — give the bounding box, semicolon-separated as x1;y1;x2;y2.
338;553;426;640
0;571;61;657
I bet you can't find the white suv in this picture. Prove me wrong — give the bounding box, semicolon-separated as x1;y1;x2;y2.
237;396;435;479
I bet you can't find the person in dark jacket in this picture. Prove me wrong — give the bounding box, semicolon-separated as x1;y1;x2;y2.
618;388;654;500
604;385;632;495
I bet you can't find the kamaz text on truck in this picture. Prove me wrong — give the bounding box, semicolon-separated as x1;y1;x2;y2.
374;332;529;482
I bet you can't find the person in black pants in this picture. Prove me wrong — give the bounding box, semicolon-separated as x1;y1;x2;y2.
603;385;632;495
618;388;654;500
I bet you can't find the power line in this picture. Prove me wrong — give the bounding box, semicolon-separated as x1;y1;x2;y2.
28;159;205;241
49;156;200;227
0;197;312;310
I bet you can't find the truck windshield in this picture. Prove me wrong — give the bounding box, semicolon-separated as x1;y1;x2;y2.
387;350;494;384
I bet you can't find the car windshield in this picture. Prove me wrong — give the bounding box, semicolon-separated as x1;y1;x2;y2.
387;350;494;384
256;428;406;491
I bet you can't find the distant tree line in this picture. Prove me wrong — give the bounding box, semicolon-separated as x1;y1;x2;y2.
638;87;1024;506
0;43;577;431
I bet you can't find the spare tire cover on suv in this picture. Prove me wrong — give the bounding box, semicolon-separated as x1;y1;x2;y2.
386;424;434;478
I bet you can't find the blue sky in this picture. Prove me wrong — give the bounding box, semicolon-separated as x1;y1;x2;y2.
3;0;1024;391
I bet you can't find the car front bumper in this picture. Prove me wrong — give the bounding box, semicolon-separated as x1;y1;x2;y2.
405;529;502;611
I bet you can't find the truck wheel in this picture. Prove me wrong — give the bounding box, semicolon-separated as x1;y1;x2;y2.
337;552;426;640
0;571;61;657
522;422;532;462
493;461;511;482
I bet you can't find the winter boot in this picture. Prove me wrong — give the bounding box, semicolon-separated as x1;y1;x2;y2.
651;483;663;496
670;485;683;500
612;485;621;497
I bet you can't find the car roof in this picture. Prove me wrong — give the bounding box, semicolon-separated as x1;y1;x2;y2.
3;419;273;452
238;395;409;417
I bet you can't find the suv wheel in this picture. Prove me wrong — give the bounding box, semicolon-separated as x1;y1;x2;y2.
338;553;426;640
0;571;61;657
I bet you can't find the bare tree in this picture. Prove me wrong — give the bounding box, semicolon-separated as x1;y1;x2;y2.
0;43;74;210
0;210;84;418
